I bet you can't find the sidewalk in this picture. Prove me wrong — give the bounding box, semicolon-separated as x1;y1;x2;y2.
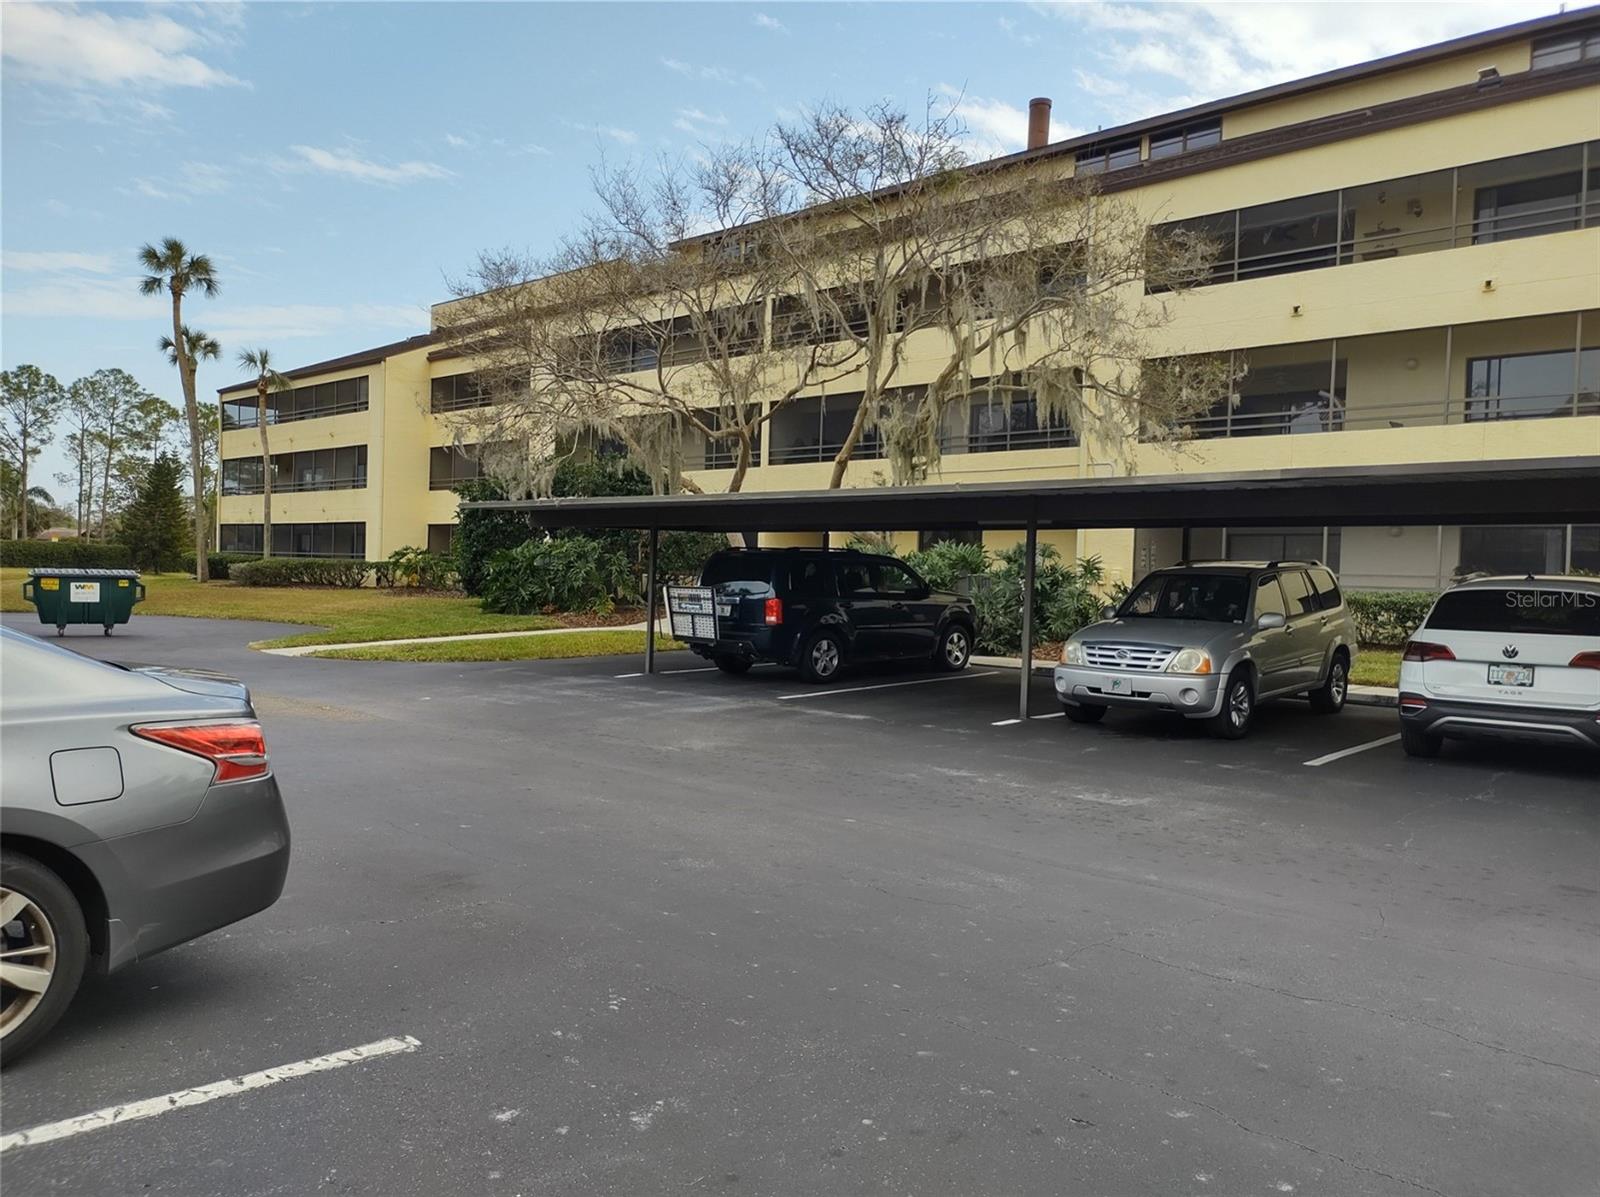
972;654;1398;708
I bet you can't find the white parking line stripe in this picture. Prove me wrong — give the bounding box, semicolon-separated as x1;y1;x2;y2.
614;671;643;678
991;717;1022;726
1304;733;1402;767
0;1035;421;1154
992;710;1066;726
778;670;999;702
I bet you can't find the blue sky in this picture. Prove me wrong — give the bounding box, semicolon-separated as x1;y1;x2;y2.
2;0;1546;485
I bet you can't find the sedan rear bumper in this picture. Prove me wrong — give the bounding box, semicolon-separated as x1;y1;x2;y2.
1401;694;1600;750
84;773;292;973
1054;664;1224;718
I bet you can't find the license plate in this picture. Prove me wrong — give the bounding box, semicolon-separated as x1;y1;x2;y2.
1102;675;1131;694
1487;663;1534;687
715;602;734;617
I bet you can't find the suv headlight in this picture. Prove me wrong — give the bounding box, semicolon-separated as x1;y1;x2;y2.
1061;640;1085;665
1167;647;1213;675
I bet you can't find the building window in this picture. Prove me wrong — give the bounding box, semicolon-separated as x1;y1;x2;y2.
1224;527;1341;571
1457;526;1567;577
1075;138;1141;176
1467;147;1586;244
430;445;485;490
771;395;879;465
1531;29;1600;69
1466;347;1599;421
222;375;368;429
427;523;456;556
218;523;366;558
682;407;764;471
222;445;366;495
430;373;492;413
1571;525;1600;574
1148;118;1221;161
946;374;1077;454
1237;193;1348;279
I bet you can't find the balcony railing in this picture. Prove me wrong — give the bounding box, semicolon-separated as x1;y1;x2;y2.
1171;391;1599;440
767;438;885;465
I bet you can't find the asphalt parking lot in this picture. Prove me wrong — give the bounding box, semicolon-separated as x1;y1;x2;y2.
2;613;1597;1196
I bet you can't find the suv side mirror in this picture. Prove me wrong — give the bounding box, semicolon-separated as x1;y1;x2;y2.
1256;612;1287;631
1100;605;1119;621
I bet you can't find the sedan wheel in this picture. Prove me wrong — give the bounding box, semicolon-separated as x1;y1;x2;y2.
0;852;88;1064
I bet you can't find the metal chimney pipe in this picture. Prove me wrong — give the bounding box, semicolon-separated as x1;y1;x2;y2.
1027;97;1052;150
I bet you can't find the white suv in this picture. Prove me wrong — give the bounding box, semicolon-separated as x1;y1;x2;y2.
1398;575;1600;757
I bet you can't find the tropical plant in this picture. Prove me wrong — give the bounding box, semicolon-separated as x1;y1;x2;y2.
119;453;189;571
385;545;457;590
0;364;65;538
971;543;1108;654
236;349;290;557
140;238;220;579
481;536;632;615
451;477;535;596
904;539;989;592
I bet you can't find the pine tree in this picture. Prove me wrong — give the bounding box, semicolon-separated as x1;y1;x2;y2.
120;453;189;572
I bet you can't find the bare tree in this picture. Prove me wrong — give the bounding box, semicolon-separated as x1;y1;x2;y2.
236;349;290;557
140;239;219;579
440;98;1232;496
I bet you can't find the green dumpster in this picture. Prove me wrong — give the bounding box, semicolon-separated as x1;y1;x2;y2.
22;568;145;636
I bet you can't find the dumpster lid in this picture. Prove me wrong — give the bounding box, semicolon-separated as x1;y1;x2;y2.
26;567;142;578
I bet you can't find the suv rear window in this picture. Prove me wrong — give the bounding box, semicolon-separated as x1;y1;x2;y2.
701;554;775;591
1425;587;1600;636
1121;572;1249;622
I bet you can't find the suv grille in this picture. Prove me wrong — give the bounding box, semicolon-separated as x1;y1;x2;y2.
1082;642;1177;671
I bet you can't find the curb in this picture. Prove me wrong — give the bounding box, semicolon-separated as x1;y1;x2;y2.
971;654;1400;708
259;620;654;657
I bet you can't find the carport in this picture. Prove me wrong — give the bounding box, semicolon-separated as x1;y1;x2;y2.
463;456;1600;718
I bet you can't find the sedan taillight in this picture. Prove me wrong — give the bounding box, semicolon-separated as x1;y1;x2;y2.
1402;640;1456;662
1568;651;1600;670
133;721;269;783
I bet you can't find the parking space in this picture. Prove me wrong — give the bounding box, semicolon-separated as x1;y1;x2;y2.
3;614;1597;1196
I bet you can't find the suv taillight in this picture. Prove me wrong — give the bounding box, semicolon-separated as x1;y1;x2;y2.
764;597;783;625
133;721;269;783
1570;651;1600;670
1402;640;1455;662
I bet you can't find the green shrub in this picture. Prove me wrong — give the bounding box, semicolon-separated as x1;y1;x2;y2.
451;478;534;596
1347;589;1438;647
654;531;729;587
905;540;989;593
481;537;631;615
0;539;133;568
385;545;457;590
231;558;374;588
179;551;259;580
972;544;1108;654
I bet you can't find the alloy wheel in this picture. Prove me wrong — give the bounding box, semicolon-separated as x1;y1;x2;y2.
944;629;970;668
1330;662;1347;705
1229;681;1252;729
812;638;840;677
0;887;57;1041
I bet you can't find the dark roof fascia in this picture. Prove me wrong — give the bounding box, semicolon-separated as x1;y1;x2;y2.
217;333;435;396
460;457;1600;534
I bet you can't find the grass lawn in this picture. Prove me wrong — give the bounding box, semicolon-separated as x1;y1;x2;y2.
308;631;680;662
1352;649;1400;688
1;568;559;648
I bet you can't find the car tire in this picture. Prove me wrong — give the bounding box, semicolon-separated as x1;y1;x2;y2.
1308;651;1349;714
1400;724;1441;758
1208;668;1255;740
1;850;89;1066
1063;703;1106;724
934;624;972;672
713;655;752;675
798;630;844;684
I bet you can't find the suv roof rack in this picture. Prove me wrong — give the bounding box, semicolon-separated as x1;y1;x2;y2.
1265;559;1323;569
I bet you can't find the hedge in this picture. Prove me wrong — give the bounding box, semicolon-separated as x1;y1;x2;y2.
179;552;261;580
0;539;133;568
230;557;376;588
1346;590;1438;648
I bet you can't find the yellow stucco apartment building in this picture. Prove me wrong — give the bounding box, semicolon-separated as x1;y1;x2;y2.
217;8;1600;588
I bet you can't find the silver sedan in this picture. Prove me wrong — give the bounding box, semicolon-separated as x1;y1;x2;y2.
0;627;290;1062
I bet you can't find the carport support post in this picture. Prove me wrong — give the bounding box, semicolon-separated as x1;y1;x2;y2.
644;526;659;675
1019;518;1038;720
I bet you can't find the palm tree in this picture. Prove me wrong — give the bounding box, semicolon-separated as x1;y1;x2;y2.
139;239;219;579
236;349;290;558
158;324;221;571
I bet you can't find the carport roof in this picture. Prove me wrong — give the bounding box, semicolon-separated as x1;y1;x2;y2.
461;456;1600;533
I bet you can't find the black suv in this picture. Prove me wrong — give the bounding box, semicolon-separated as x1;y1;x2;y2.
671;549;978;682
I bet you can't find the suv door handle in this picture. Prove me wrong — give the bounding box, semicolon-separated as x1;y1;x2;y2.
891;601;906;610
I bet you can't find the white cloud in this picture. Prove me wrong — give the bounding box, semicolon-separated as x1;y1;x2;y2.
445;132;472;148
125;160;234;201
753;13;789;35
2;251;118;275
0;2;242;90
283;145;454;185
937;86;1084;160
564;122;639;146
209;302;424;343
1042;1;1519;119
673;106;731;135
997;15;1040;47
659;56;764;89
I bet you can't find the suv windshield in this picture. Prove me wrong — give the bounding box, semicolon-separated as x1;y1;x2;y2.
1425;587;1600;636
1120;572;1250;622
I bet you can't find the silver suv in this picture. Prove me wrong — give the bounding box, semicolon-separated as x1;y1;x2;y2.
1054;561;1359;739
